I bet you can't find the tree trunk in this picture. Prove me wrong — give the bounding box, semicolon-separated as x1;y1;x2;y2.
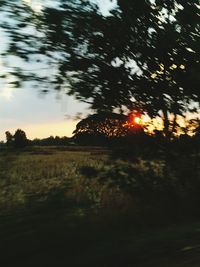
162;108;170;138
171;113;177;137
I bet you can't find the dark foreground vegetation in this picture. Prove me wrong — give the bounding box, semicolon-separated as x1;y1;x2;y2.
0;0;199;265
0;144;200;266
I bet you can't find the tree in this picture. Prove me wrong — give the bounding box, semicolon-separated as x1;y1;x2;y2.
0;0;199;136
13;129;28;148
5;131;13;146
73;112;143;145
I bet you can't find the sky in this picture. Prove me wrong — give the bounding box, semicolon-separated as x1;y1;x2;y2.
0;0;116;141
0;87;88;140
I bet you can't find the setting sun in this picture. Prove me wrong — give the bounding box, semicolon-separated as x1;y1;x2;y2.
134;117;141;124
129;113;142;125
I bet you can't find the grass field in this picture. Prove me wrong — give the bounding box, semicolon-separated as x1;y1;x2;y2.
0;146;200;266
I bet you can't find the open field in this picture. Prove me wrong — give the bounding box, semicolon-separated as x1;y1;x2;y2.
0;146;200;266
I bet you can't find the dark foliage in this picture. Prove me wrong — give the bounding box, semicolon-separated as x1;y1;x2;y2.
31;136;71;146
79;166;99;179
5;131;13;147
5;129;28;148
13;129;28;148
73;112;144;145
0;0;199;136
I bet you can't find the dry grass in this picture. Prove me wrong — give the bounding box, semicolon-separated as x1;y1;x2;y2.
0;147;200;267
0;146;199;221
0;148;114;213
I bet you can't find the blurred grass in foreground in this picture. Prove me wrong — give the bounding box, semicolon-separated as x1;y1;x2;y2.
0;146;200;266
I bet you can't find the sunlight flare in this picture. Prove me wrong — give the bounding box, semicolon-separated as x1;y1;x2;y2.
134;117;141;124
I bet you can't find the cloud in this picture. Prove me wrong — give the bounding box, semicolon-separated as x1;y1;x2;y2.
0;86;14;101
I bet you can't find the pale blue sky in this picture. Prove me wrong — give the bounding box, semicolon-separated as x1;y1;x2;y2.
0;0;116;141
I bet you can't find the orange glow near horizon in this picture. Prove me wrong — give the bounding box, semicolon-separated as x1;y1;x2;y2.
134;117;141;124
128;113;142;126
0;120;78;141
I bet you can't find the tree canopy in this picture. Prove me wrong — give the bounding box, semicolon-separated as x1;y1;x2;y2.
74;112;142;135
5;129;28;148
73;112;143;145
0;0;199;135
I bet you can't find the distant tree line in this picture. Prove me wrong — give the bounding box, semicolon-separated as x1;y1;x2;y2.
72;112;200;160
31;136;72;146
3;114;200;157
4;129;72;148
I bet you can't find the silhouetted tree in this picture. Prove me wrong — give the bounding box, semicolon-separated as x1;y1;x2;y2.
73;112;143;145
5;131;13;146
74;113;126;138
13;129;28;148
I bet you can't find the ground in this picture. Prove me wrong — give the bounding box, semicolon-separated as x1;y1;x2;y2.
0;146;200;266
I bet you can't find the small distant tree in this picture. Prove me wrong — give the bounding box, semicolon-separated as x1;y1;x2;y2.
5;131;13;147
13;129;28;148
